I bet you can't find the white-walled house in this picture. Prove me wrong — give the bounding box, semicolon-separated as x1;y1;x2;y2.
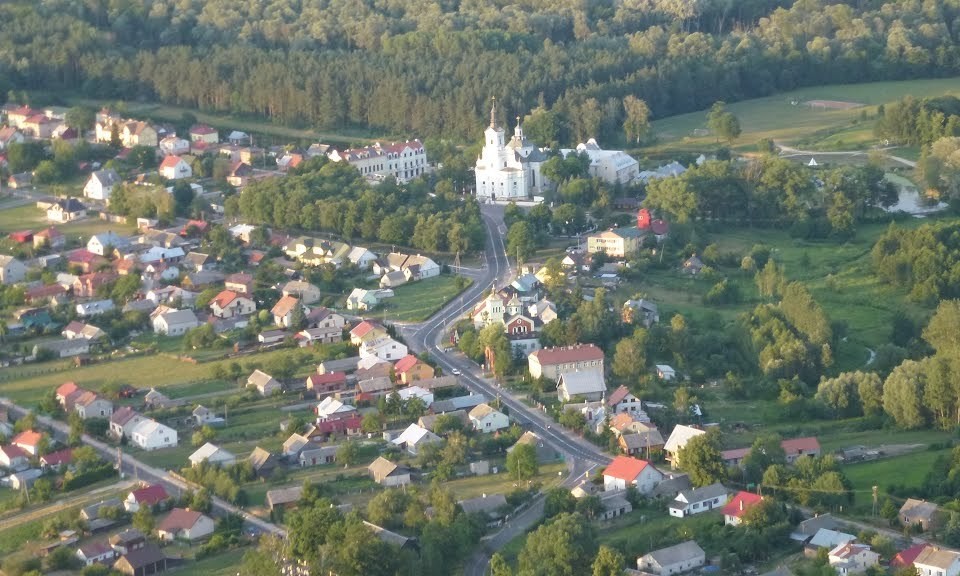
159;155;193;180
83;169;121;202
130;420;178;451
359;337;408;362
668;483;728;518
152;309;199;336
603;455;664;494
0;255;27;285
637;541;706;576
468;403;509;433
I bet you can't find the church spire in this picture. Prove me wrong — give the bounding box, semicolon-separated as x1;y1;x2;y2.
489;97;497;129
514;115;523;139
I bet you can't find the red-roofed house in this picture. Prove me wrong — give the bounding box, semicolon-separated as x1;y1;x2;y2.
156;508;214;541
68;249;107;273
12;430;44;456
528;344;605;380
602;455;663;494
124;484;170;513
607;385;643;415
158;155;192;180
781;437;821;463
0;444;29;469
890;543;931;568
56;381;80;405
308;415;363;439
33;227;65;249
226;161;252;187
40;448;74;471
722;491;763;525
22;113;60;138
306;372;348;397
9;230;32;244
189;124;218;144
209;290;255;319
6;106;37;128
349;320;387;345
393;354;435;384
25;283;67;304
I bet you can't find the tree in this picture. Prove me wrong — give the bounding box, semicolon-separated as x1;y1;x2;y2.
240;534;285;576
336;441;360;466
192;425;217;447
816;372;880;418
361;412;382;434
612;337;645;381
132;506;154;534
68;412;84;446
623;96;652;144
544;487;576;518
742;434;786;484
65;106;95;130
592;546;625;576
923;300;960;354
707;102;741;143
491;553;514;576
518;513;597;576
882;359;929;429
506;443;538;481
507;221;536;263
676;429;726;486
644;176;697;223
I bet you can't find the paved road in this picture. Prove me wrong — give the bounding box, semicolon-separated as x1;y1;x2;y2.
0;399;286;538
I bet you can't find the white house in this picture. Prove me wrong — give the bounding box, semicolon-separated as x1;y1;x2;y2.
602;455;664;494
656;364;677;381
557;370;606;402
152;309;199;336
828;543;880;576
664;425;706;468
559;139;639;184
247;370;282;396
468;403;509;433
0;255;27;285
76;541;116;566
157;508;215;542
130;420;178;451
637;541;706;576
360;337;408;362
159;155;193;180
188;443;237;468
668;483;728;518
87;231;127;256
347;247;378;269
159;136;190;156
607;385;643;415
83;169;121;202
316;397;357;421
209;290;256;318
46;198;87;223
391;423;442;456
914;547;960;576
397;385;434;407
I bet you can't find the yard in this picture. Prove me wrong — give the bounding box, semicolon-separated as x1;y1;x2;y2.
0;200;135;239
167;548;247;576
380;275;473;323
842;448;950;510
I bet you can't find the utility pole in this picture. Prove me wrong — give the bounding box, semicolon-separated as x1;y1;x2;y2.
872;485;878;516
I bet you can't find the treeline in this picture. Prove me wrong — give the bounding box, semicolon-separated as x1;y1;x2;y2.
876;96;960;147
644;158;897;235
229;156;485;253
872;221;960;304
2;1;960;142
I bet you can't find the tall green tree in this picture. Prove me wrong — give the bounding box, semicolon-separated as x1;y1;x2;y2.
518;513;597;576
676;429;726;486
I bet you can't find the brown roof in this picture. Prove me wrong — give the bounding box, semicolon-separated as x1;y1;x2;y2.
271;295;300;317
606;385;632;407
111;406;139;426
158;508;204;532
530;344;604;365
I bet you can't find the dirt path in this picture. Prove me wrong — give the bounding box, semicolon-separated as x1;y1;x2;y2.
0;479;135;532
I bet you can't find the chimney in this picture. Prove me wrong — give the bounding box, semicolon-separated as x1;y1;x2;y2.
739;499;743;511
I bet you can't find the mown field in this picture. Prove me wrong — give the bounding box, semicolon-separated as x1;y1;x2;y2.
380;275;473;323
0;200;134;239
843;448;948;510
646;76;960;154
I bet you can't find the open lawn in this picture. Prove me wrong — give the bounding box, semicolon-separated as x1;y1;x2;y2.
0;200;135;239
843;448;949;509
444;462;567;500
169;548;247;576
647;76;960;154
381;275;473;322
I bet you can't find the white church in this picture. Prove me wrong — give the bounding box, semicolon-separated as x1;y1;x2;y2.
475;99;549;202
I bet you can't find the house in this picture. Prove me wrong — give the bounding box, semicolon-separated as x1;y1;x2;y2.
144;389;173;410
891;543;932;569
76;300;116;317
9;468;42;490
247;370;282;397
0;126;24;149
152;309;199;336
347;246;378;269
900;498;941;531
62;321;106;341
360;337;408;362
357;376;394;399
368;456;411;487
189;124;219;144
76;540;117;566
508;431;557;463
828;542;880;575
271;294;305;328
46;198;87;223
189;443;237;468
600;493;634;520
124;484;170;513
722;491;763;526
110;407;146;439
306;414;362;438
306;372;348;397
528;344;605;380
83;169;121;201
112;541;167;576
80;497;122;523
227;130;250;146
109;527;147;554
282;433;310;458
22;113;61;138
913;546;960;576
557;370;606;402
0;444;29;470
392;423;442;455
87;231;127;256
121;121;157;148
668;483;728;518
394;354;435;384
618;429;665;457
306;307;346;331
397;385;434;407
192;405;224;427
226;161;252;186
224;273;254;294
266;486;304;511
159;136;190;156
469;403;510;433
637;540;706;576
74;271;118;298
782;437;821;462
623;299;659;326
156;508;215;542
607;385;644;415
431;394;487;414
656;364;677;381
298;326;342;346
209;290;256;318
248;447;279;478
11;429;44;456
73;390;114;419
587;227;644;258
350;320;388;345
347;288;385;310
25;283;68;304
603;456;664;494
419;409;470;434
328;140;428;184
682;255;704;275
297;445;337;468
0;255;27;285
129;420;178;451
316;397;357;421
363;520;418;551
664;425;706;468
33;227;65;249
282;280;322;304
159;155;192;180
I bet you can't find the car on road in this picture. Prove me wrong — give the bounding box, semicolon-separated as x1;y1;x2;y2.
452;368;462;376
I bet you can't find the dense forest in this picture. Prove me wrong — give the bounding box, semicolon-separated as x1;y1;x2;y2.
2;0;960;143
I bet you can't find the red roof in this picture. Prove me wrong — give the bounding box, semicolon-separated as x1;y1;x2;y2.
721;447;751;461
189;124;217;135
308;372;347;387
891;543;931;568
69;249;103;264
350;320;384;339
721;491;763;518
650;219;669;235
393;354;421;374
41;448;74;466
211;290;240;309
12;429;43;447
129;484;169;505
781;437;820;456
158;508;204;532
606;385;632;407
530;344;604;365
56;381;80;398
271;294;300;317
603;456;651;482
9;230;32;242
25;283;66;301
313;414;362;435
35;227;63;239
159;155;184;169
0;444;27;460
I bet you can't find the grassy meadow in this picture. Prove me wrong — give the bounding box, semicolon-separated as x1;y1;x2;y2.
380;275;473;322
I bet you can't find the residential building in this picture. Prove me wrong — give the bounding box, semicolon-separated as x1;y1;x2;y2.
110;407;146;439
83;169;121;201
656;364;677;381
75;299;115;317
121;121;158;148
73;390;114;419
618;428;665;457
664;425;706;468
637;541;706;576
189;443;237;468
469;403;510;433
159;136;190;156
600;493;634;521
156;508;215;542
722;491;763;526
271;294;305;328
62;321;106;341
282;280;322;304
248;447;278;478
397;385;434;406
828;542;880;575
556;369;606;402
891;543;932;569
76;541;117;566
129;420;178;451
603;455;664;494
316;397;357;421
328;140;427;184
0;444;29;470
87;231;127;256
46;198;87;223
112;541;167;576
475;102;547;200
159;155;192;180
0;255;26;285
349;320;388;345
152;309;199;336
360;337;408;362
368;456;411;487
393;354;435;384
306;372;348;397
189;124;219;144
124;484;169;513
192;405;224;427
909;546;960;576
224;272;254;294
247;370;282;397
0;126;24;149
528;344;604;380
587;227;644;258
900;498;941;531
607;385;644;415
392;423;442;455
209;290;256;318
11;430;43;456
668;483;728;518
34;338;90;358
266;486;305;511
724;436;821;467
623;298;659;326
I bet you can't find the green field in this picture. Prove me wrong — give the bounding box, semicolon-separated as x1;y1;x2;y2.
843;448;949;509
381;275;473;322
170;548;247;576
0;201;134;239
648;76;960;153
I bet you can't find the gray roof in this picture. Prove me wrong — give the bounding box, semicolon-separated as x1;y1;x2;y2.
601;493;632;512
901;498;939;522
158;309;198;325
458;494;508;517
557;370;606;396
664;425;705;453
363;521;414;549
91;169;120;187
672;483;727;507
652;475;692;498
643;540;705;567
432;394;487;414
266;486;303;508
808;528;856;549
794;513;839;537
319;357;362;374
81;498;123;520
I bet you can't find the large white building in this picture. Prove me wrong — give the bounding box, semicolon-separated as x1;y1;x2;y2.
475;99;548;201
560;139;639;184
328;141;427;184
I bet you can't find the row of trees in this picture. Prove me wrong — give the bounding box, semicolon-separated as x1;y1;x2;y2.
876;96;960;147
872;221;960;304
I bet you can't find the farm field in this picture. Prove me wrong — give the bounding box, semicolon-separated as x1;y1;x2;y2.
381;275;473;322
646;76;960;154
